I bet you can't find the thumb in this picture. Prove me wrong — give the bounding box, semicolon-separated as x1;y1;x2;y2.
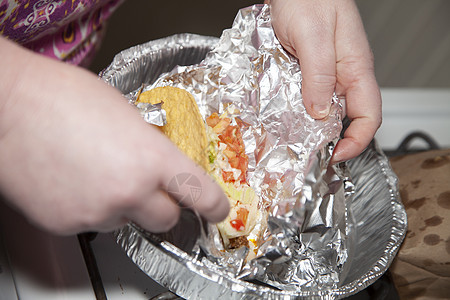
295;24;336;119
273;1;337;119
300;61;336;119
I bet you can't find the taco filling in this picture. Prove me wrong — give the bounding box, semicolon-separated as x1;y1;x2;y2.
206;109;266;259
136;87;266;260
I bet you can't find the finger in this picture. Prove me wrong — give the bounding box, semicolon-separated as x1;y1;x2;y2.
164;163;230;224
332;74;382;163
127;189;181;233
89;216;129;233
276;0;337;119
331;0;382;162
157;143;230;223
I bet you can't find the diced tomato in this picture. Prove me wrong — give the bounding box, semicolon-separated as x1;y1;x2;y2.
223;148;236;160
228;156;239;169
236;207;249;224
206;113;231;134
222;171;236;183
230;207;249;231
206;112;220;128
207;112;249;185
237;156;248;183
213;118;231;134
230;219;245;231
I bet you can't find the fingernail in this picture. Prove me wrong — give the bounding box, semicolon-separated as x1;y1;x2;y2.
331;148;346;164
312;104;330;119
331;153;343;165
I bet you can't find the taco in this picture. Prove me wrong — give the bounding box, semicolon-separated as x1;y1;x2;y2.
136;86;267;260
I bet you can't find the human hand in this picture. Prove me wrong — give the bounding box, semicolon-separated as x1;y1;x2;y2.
0;38;229;235
267;0;382;163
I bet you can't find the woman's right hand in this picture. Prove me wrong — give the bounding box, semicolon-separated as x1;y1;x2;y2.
268;0;382;163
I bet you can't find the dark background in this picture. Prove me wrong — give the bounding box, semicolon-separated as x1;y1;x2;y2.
89;0;256;73
89;0;450;87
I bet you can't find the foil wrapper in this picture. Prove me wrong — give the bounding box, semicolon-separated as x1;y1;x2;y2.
100;5;406;299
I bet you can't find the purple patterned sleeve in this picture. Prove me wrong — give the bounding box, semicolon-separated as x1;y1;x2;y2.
0;0;124;66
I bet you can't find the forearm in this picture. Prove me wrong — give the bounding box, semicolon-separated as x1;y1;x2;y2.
0;37;31;125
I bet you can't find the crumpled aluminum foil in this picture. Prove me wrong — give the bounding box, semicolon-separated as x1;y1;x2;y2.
100;4;406;299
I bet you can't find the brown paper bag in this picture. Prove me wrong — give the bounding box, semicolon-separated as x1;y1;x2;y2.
389;148;450;299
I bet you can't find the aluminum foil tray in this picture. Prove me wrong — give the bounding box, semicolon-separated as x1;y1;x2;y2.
100;33;407;299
